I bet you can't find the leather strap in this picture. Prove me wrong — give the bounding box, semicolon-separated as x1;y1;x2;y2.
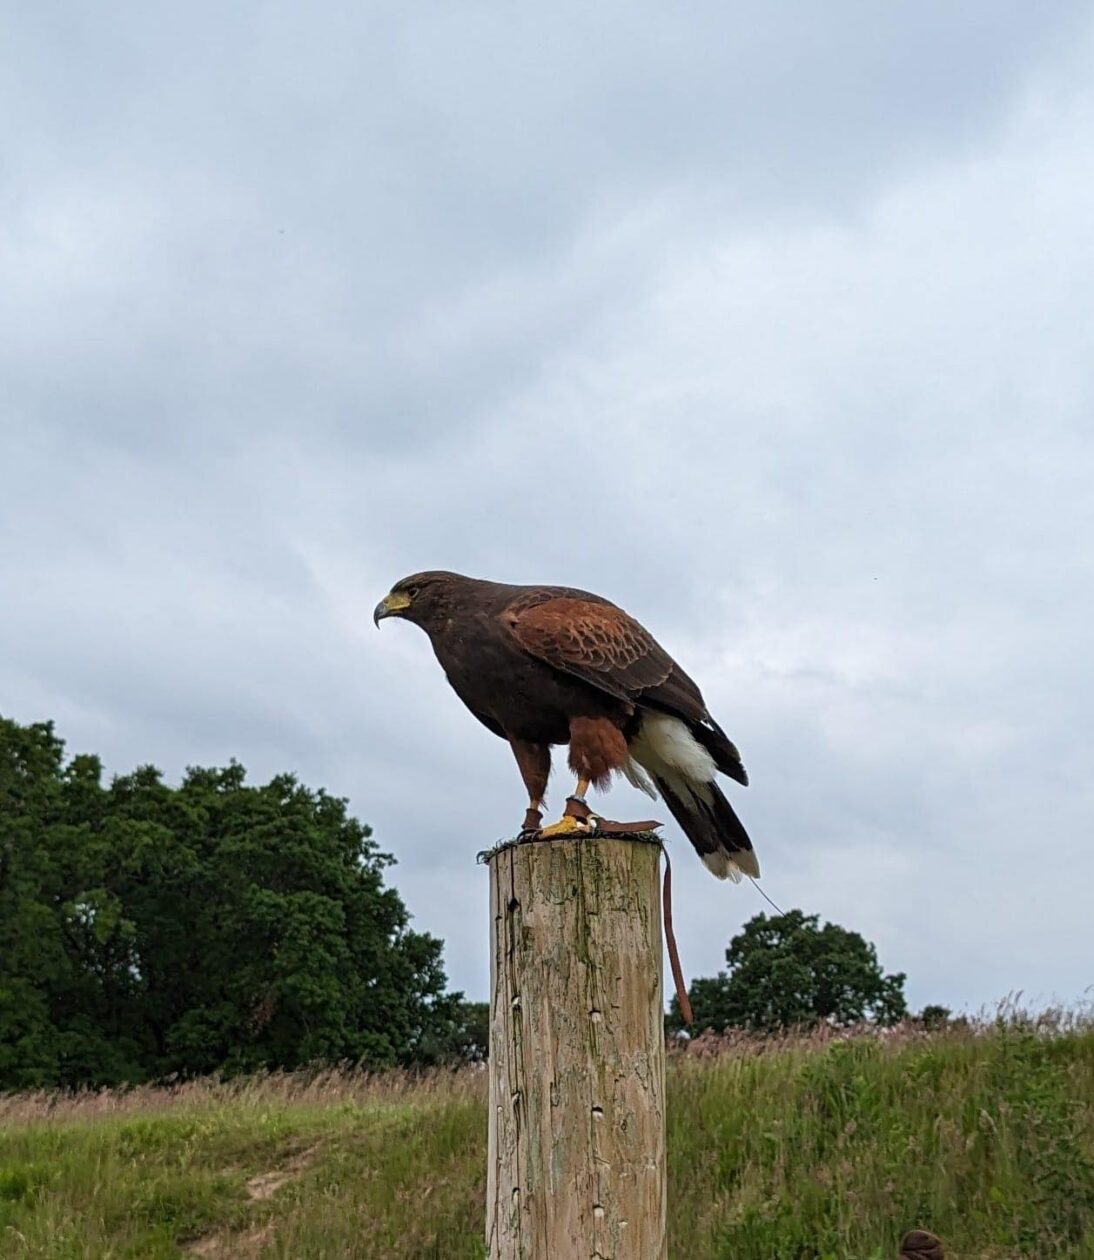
596;818;663;835
563;795;663;834
660;844;693;1026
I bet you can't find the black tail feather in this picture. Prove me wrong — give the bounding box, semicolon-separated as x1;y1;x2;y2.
691;719;749;786
653;773;758;880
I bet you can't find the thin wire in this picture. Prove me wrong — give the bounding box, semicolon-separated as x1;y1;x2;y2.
749;876;787;917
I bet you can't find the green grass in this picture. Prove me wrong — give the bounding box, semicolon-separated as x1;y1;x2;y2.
2;1022;1092;1258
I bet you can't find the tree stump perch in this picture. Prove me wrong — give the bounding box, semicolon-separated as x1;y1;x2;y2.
486;835;667;1260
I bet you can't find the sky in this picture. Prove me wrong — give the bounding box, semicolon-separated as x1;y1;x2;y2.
3;2;1093;1015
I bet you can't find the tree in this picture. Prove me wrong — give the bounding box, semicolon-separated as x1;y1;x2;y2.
0;715;466;1088
415;999;490;1064
669;909;907;1034
918;1004;952;1030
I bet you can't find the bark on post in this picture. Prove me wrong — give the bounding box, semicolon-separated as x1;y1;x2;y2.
486;836;667;1260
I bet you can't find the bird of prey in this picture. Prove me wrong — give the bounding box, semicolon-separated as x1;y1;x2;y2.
374;571;758;880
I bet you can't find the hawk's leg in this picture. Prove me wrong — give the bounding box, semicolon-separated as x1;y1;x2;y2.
538;715;628;836
509;738;551;838
537;779;596;838
538;717;664;838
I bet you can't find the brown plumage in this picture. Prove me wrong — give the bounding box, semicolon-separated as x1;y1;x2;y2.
374;570;758;879
565;716;630;790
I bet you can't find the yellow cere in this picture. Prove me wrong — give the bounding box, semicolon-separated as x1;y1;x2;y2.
384;590;413;614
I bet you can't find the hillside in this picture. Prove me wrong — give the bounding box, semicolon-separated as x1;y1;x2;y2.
2;1021;1092;1259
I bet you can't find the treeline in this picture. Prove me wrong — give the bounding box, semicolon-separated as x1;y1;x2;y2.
0;716;485;1090
1;714;929;1092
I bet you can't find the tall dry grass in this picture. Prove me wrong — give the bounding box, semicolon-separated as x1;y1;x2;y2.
1;1009;1092;1258
0;1064;487;1129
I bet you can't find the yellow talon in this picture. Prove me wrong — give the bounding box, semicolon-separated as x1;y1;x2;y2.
537;815;593;839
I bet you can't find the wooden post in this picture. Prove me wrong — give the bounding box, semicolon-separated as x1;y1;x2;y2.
486;836;667;1260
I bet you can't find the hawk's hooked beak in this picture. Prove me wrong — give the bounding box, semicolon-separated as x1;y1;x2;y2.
373;590;411;627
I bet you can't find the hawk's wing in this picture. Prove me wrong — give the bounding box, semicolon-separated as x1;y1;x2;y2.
504;588;748;786
502;591;704;718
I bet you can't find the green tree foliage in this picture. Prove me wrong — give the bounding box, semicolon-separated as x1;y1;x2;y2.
669;909;908;1034
414;999;490;1065
918;1003;952;1029
0;716;466;1088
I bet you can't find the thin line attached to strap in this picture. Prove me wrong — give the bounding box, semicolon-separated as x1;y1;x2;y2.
659;843;694;1027
749;876;787;917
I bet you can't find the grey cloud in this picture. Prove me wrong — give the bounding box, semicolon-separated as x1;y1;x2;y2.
6;2;1090;460
3;3;1093;1011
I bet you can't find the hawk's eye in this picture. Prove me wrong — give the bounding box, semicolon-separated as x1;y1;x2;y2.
407;586;420;599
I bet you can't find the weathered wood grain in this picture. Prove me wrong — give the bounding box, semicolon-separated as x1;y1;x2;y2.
486;837;666;1260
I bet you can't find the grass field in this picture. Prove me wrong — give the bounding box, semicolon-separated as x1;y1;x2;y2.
2;1017;1092;1259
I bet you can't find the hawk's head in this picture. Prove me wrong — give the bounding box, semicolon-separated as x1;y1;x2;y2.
373;571;462;630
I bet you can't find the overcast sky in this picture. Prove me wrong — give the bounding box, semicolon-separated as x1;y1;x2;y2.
3;2;1093;1015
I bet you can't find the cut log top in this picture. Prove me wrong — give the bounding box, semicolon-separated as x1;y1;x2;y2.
478;829;662;864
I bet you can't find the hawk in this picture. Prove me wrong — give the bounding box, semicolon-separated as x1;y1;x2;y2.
374;571;758;880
